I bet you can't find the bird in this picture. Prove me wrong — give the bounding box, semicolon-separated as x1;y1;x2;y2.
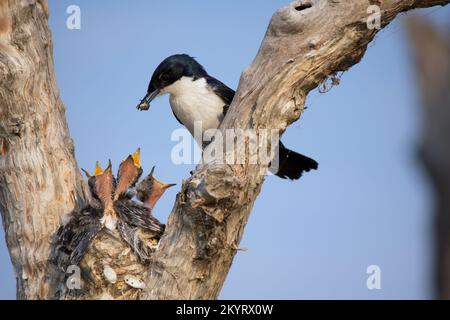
53;151;173;271
112;152;173;261
112;151;169;232
53;162;114;269
83;161;116;231
136;54;318;180
52;207;103;269
82;161;113;209
113;148;143;201
136;166;176;211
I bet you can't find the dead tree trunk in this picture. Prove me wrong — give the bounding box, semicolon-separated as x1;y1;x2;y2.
0;0;88;299
0;0;448;300
406;18;450;299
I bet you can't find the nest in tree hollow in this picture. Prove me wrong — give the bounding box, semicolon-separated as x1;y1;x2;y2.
49;149;175;299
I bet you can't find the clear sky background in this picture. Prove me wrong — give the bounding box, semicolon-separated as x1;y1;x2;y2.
1;1;449;299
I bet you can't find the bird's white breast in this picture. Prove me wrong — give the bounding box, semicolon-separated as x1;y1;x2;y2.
162;77;225;136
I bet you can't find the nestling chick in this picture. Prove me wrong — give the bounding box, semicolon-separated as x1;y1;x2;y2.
84;161;116;231
53;207;103;270
114;149;143;201
136;166;176;210
114;162;174;261
53;150;173;269
53;162;113;270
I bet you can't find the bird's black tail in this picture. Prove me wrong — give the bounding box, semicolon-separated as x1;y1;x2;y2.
273;141;318;180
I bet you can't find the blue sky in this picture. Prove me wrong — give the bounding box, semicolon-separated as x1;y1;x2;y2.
0;1;449;299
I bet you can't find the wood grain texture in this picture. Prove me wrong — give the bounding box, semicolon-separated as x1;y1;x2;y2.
0;0;88;299
0;0;448;299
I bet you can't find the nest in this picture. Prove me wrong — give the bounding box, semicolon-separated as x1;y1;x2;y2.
49;150;174;300
67;229;149;300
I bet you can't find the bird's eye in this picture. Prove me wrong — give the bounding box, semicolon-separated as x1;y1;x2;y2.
159;73;170;82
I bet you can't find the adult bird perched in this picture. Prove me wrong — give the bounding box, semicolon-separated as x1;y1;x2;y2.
137;54;318;180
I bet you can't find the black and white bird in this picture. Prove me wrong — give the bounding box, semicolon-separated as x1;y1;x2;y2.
137;54;318;180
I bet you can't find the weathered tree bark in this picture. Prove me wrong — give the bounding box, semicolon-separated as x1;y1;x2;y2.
0;0;88;299
406;18;450;299
0;0;448;300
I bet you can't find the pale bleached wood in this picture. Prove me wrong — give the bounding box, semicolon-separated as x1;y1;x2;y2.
0;0;88;299
0;0;448;299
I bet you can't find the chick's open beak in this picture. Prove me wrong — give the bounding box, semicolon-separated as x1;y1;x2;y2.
153;178;176;191
81;168;91;178
148;166;175;189
94;161;104;176
163;182;177;189
132;148;141;168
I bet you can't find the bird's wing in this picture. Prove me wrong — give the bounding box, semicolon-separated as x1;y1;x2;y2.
206;76;235;115
172;109;184;125
114;200;165;234
117;220;154;262
53;208;103;269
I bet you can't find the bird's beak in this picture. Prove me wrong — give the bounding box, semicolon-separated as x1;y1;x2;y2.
104;160;112;173
94;161;104;176
137;89;160;111
81;168;91;178
163;183;177;190
149;166;176;189
149;166;155;177
132;148;142;168
154;178;176;191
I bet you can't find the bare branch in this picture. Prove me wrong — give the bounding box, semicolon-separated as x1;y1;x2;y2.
142;0;450;299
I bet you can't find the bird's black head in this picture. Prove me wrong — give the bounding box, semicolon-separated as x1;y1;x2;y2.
137;54;207;111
